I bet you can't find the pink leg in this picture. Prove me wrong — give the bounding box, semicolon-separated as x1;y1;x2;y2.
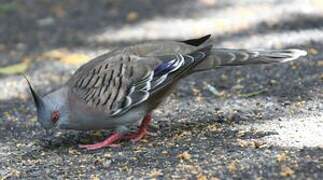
125;113;152;142
79;132;124;150
79;114;152;150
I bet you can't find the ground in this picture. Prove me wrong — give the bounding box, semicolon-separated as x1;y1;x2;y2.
0;0;322;179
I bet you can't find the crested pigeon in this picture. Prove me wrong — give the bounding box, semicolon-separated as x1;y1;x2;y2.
26;35;307;150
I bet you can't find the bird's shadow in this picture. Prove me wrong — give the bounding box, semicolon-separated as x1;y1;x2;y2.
37;116;278;152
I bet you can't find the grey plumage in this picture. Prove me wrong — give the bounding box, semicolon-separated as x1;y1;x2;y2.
26;34;307;148
69;45;211;117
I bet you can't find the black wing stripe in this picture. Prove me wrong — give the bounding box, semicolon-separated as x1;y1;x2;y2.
102;92;112;106
109;70;115;85
104;63;109;69
110;77;123;110
101;73;107;86
97;65;103;74
82;71;95;88
109;63;126;110
78;78;85;88
111;54;186;116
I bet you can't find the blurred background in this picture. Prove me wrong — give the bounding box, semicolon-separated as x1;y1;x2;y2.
0;0;322;99
0;0;322;179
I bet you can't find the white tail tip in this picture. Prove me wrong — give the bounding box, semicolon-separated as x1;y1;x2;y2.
283;49;308;62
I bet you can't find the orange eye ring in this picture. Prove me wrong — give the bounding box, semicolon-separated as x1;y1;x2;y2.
51;111;60;123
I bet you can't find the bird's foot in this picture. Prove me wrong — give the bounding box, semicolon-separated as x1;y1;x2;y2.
79;132;123;150
125;113;152;143
79;114;152;150
125;128;149;143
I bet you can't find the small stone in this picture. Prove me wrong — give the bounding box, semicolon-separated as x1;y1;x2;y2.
237;130;246;137
197;174;207;180
280;166;294;177
227;161;237;173
276;153;288;162
37;17;55;26
148;169;163;178
90;175;100;180
237;139;249;148
177;151;192;160
317;60;323;67
103;160;112;168
68;148;81;155
270;79;277;85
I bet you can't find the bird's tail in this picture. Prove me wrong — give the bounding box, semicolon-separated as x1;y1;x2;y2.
194;48;307;71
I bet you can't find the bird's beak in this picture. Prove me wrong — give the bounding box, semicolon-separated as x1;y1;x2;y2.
24;75;45;111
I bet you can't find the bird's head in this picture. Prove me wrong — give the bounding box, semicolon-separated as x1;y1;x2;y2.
25;76;68;129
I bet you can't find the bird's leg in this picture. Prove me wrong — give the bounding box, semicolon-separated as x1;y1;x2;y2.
125;113;152;142
79;114;152;150
79;132;124;150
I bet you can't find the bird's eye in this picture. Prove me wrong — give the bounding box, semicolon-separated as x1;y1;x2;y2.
51;111;60;123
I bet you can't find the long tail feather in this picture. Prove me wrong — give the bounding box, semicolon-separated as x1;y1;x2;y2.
210;48;307;67
194;48;307;72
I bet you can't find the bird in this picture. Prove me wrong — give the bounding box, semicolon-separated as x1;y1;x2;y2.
25;34;307;150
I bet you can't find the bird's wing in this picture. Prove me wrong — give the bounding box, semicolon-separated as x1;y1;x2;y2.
69;45;212;116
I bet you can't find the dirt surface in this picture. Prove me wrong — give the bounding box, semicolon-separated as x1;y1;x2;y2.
0;0;322;179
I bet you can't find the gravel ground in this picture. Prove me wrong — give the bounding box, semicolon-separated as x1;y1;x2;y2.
0;0;322;179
